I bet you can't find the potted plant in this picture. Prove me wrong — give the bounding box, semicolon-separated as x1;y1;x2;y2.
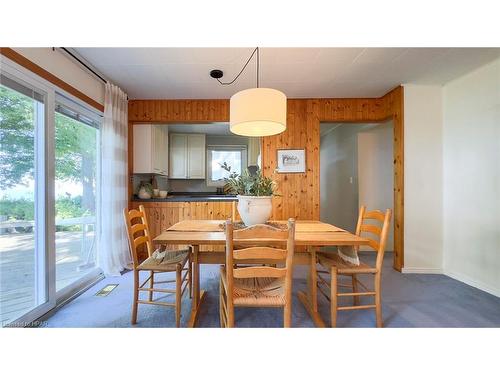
221;163;278;226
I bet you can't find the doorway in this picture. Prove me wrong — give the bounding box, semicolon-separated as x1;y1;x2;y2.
320;120;394;251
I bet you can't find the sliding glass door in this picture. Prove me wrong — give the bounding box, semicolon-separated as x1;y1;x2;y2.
0;60;103;327
54;97;101;292
0;74;53;327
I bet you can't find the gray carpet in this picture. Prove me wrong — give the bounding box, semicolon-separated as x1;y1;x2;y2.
43;253;500;328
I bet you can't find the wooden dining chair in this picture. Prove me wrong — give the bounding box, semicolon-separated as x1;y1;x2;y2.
316;206;392;327
123;205;192;327
219;218;296;328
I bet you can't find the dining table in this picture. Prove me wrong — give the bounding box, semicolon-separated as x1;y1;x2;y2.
153;219;369;327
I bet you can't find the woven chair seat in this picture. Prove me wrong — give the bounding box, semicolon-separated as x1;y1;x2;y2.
138;249;190;272
232;275;286;307
318;252;377;274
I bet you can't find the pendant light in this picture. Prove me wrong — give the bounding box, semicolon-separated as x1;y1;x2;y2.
210;47;287;137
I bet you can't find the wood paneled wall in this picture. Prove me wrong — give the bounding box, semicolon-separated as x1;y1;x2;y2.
128;86;404;270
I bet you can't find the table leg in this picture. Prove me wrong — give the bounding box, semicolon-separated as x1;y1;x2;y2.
187;245;206;327
298;246;326;327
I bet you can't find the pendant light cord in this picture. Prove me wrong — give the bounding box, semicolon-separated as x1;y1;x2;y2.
216;47;259;87
257;47;259;88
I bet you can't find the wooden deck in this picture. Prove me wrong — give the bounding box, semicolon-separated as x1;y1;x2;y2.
0;231;97;326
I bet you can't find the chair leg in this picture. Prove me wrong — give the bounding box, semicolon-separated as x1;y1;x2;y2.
131;270;139;325
175;264;182;328
188;254;193;299
227;292;234;328
284;295;292;328
374;273;383;328
330;267;338;328
352;274;360;305
227;308;234;328
219;273;225;328
149;271;154;302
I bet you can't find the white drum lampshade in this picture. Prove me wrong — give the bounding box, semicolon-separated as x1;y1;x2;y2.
230;88;287;137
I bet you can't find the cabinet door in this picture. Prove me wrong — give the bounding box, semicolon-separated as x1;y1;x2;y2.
187;134;206;179
162;126;169;175
133;124;153;173
169;133;188;178
152;126;163;174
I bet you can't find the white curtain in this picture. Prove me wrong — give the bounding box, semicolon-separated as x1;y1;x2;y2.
99;82;131;276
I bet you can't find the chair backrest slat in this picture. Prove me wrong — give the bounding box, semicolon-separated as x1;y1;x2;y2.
233;266;287;278
123;205;154;269
130;223;148;235
363;210;386;222
233;224;289;240
133;235;149;249
233;247;287;261
360;224;381;236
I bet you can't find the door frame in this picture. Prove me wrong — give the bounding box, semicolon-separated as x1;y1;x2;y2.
1;60;57;326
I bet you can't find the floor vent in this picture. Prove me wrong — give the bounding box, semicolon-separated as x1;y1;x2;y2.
95;284;118;297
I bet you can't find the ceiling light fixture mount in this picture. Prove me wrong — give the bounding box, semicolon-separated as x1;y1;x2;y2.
210;47;287;137
209;69;223;79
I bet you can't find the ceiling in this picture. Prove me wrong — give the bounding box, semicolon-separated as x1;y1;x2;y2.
73;48;500;99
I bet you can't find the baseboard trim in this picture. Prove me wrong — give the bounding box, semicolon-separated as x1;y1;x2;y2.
444;270;500;298
402;267;444;274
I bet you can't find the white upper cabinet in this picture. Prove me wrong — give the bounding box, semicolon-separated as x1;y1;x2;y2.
169;133;188;178
133;124;168;175
169;133;206;179
187;134;206;179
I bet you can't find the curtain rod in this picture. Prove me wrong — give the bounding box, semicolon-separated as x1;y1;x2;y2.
59;47;107;84
56;47;129;100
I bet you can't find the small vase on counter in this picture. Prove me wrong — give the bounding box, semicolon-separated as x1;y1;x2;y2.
138;182;153;199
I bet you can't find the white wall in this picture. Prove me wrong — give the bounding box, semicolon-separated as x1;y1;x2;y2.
442;58;500;297
358;121;394;251
403;84;444;273
13;48;105;105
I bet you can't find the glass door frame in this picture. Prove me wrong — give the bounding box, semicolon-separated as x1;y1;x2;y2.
53;93;103;305
1;61;56;326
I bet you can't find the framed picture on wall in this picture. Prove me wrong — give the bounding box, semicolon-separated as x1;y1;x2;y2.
276;149;306;173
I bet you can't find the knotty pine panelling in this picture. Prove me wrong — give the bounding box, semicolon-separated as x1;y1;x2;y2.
128;99;229;122
128;86;404;270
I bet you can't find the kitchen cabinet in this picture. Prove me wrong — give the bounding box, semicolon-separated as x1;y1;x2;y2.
133;124;169;175
187;134;206;179
169;133;206;179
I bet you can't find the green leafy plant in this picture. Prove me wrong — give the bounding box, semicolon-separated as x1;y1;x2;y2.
220;162;278;196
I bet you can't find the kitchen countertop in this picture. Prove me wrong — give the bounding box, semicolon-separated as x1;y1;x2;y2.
132;193;237;202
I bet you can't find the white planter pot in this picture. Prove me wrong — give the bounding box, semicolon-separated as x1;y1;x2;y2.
237;195;273;226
